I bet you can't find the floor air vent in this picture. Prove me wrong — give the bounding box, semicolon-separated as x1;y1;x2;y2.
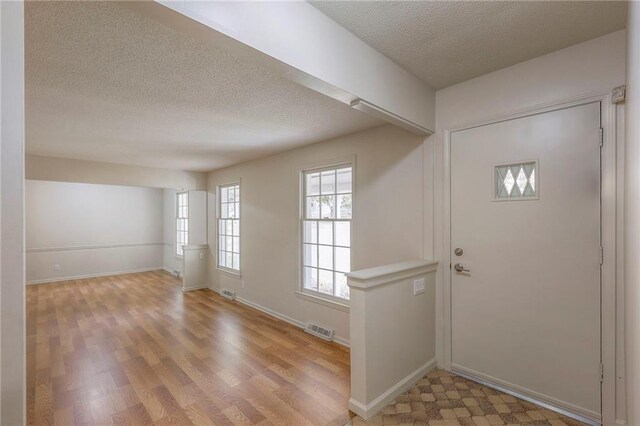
305;322;334;341
220;289;236;300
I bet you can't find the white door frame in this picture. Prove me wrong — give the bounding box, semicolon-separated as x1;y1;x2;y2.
442;90;619;425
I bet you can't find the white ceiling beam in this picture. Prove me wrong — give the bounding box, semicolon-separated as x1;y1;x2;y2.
121;1;435;135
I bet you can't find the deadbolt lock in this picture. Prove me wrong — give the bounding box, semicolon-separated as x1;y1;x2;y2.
454;248;463;256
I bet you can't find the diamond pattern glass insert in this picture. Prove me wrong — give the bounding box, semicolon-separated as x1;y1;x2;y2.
503;169;515;195
495;162;537;199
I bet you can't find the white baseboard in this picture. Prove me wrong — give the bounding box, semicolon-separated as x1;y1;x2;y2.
26;267;164;285
208;286;350;348
450;363;601;426
182;284;209;292
330;334;350;348
162;266;182;276
349;357;437;420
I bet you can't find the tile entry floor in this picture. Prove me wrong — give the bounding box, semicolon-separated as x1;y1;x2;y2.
346;369;587;426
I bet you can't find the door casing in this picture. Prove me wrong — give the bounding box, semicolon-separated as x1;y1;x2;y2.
441;91;619;426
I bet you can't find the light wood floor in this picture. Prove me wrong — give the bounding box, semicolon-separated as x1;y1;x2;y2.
27;270;351;425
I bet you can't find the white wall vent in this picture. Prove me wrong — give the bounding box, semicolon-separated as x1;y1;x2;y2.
305;322;334;341
220;288;236;300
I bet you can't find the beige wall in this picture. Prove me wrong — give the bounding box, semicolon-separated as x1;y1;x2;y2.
625;6;640;426
25;182;209;283
207;125;426;343
26;154;207;190
432;30;626;424
188;191;208;247
1;1;25;423
26;180;164;283
23;157;209;280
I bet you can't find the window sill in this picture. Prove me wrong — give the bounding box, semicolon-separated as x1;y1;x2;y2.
295;291;350;312
216;266;242;278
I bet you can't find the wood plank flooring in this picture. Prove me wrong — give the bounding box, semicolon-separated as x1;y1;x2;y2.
27;270;351;425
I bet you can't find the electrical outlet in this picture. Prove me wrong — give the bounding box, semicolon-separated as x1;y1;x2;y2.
199;252;204;260
241;280;245;288
54;264;60;271
413;278;425;295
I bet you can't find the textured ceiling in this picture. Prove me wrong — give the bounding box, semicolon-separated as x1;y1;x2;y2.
311;1;627;89
25;1;382;172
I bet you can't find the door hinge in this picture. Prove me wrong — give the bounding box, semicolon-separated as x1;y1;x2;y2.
599;128;604;147
599;246;604;265
600;363;604;383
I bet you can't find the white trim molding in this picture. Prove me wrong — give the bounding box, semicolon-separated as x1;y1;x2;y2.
349;358;437;420
181;285;209;293
612;85;626;104
26;242;163;253
350;99;433;136
26;267;164;285
347;259;438;289
295;290;349;312
182;244;208;251
162;266;181;276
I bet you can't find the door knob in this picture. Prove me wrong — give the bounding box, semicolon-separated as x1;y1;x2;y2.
454;263;470;273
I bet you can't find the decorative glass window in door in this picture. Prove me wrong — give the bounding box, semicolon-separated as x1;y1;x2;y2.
495;161;537;200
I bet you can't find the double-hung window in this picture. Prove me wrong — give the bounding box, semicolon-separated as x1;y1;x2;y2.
302;165;352;300
175;192;189;257
218;183;241;272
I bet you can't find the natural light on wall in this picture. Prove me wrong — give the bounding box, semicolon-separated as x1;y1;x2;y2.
302;165;352;300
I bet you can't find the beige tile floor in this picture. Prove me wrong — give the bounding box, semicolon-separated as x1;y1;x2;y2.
345;369;587;426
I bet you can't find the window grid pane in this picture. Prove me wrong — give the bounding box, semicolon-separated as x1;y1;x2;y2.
218;183;241;272
301;165;352;301
175;192;189;257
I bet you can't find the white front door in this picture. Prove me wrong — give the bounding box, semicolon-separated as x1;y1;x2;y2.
450;102;601;421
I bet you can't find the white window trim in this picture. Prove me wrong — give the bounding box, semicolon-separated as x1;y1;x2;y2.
216;181;242;275
175;191;189;259
295;290;349;312
298;161;354;307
